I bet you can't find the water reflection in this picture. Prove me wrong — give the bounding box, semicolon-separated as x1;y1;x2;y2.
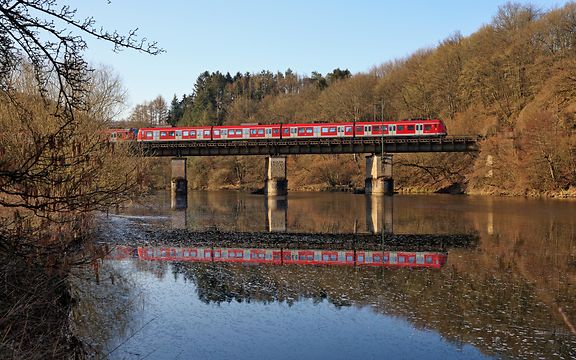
266;196;287;232
97;192;576;359
110;245;448;269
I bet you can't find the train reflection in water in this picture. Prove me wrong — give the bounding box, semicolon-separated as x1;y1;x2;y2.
112;246;448;269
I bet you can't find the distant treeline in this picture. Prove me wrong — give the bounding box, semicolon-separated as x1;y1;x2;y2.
138;3;576;196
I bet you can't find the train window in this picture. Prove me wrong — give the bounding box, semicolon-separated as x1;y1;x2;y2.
183;131;189;137
147;131;153;138
273;129;279;134
321;127;328;133
383;256;389;262
307;255;313;260
169;131;175;136
251;129;257;135
160;131;166;137
374;256;381;262
356;126;362;132
409;257;415;263
323;255;329;261
346;255;353;261
331;255;337;261
330;127;336;132
424;125;431;131
399;256;405;263
397;125;404;131
382;125;388;131
426;257;433;263
190;131;196;136
258;129;264;135
373;126;379;132
236;130;242;135
204;130;210;136
283;128;290;134
358;255;364;262
299;255;305;260
298;128;305;134
407;125;414;131
214;130;220;135
345;126;352;132
215;252;220;258
222;130;227;135
306;128;312;134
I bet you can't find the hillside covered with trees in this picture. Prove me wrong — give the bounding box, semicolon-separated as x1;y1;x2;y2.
132;3;576;196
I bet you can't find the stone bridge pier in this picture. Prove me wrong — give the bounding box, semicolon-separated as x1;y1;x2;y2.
265;156;288;196
171;158;187;209
365;154;393;195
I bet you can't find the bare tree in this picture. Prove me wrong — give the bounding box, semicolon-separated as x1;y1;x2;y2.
0;1;163;250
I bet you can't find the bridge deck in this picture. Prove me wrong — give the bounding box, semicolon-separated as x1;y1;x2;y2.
137;136;479;157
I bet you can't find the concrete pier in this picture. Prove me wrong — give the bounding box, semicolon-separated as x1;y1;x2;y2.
265;156;288;196
365;154;393;195
171;158;187;210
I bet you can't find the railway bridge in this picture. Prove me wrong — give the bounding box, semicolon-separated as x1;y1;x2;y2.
135;135;479;205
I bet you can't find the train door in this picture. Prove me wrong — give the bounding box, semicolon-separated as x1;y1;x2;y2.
175;130;182;140
313;126;320;138
337;126;344;137
389;125;396;136
365;125;372;136
153;130;159;141
415;124;424;135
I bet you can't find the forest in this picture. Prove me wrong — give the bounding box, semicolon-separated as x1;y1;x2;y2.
130;3;576;196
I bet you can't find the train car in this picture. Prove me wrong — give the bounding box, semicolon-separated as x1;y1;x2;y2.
106;128;138;142
138;126;213;141
354;119;447;138
213;124;282;140
281;122;354;139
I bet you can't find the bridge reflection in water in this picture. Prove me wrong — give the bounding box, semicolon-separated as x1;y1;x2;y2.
169;193;396;234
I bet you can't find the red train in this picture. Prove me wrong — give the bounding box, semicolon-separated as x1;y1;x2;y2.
134;246;448;269
107;119;447;143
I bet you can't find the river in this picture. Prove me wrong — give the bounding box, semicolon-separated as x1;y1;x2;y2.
77;191;576;359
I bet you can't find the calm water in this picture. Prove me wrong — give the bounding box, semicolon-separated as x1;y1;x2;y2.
80;192;576;359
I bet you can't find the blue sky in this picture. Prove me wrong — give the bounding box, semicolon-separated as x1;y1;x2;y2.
76;0;565;114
